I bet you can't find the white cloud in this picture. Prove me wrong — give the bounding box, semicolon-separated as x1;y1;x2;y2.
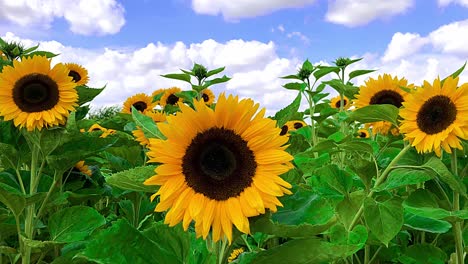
278;24;285;32
428;19;468;56
0;0;125;35
325;0;414;27
438;0;468;7
382;32;429;62
287;31;310;44
191;0;316;20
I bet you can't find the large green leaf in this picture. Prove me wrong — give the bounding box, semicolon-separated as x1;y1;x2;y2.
49;206;105;243
0;182;26;217
313;164;353;196
273;93;301;127
398;244;447;264
160;73;192;83
348;69;376;81
78;219;179;264
404;212;451;234
363;197;404;246
373;168;434;191
131;107;166;140
347;104;399;126
106;165;157;193
422;157;466;196
76;86;105;106
206;66;225;78
336;191;366;229
403;189;468;220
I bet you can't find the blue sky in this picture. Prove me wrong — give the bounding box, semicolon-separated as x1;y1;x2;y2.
0;0;467;113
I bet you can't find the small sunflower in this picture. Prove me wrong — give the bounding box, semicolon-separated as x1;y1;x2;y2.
144;94;293;243
367;121;392;135
74;161;92;177
64;63;89;86
88;123;106;132
201;89;215;105
132;111;167;146
151;88;166;104
330;95;350;110
399;77;468;156
228;248;245;263
159;87;182;107
102;128;116;138
122;93;156;114
354;74;412;109
357;129;370;138
279;124;289;136
287;120;307;131
0;55;78;131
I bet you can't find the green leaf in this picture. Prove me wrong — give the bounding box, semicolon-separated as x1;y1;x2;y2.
404;212;451;234
294;153;331;177
302;59;313;71
339;141;374;154
206;66;225;78
131;107;166;140
336;191;366;229
373;168;434;191
204;75;231;87
282;82;306;91
76;85;105;106
313;66;339;80
0;143;18;169
22;44;39;54
323;79;359;99
443;61;466;82
398;244;447;264
161;73;192;83
106;165;158;193
348;69;376;81
78;219;179;264
280;74;301;80
403;189;468;220
0;182;26;217
314;164;353;196
348;104;400;126
22;50;58;58
49;206;105;243
273;93;301;127
363;197;404;246
422;157;466;196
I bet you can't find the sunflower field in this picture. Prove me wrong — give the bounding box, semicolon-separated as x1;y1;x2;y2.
0;39;467;264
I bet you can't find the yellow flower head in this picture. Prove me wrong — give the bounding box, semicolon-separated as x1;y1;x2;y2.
74;161;92;177
122;93;156;114
159;87;183;107
64;63;89;86
201;89;215;105
0;56;78;131
144;94;293;243
330;95;350;110
399;77;468;156
356;129;370;138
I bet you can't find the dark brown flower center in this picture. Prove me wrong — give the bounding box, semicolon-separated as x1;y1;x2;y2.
335;98;348;108
293;122;304;129
132;101;147;112
279;125;288;136
202;93;209;102
13;73;59;112
369;90;404;107
68;70;81;83
166;94;179;105
182;127;257;201
359;131;368;138
416;95;457;135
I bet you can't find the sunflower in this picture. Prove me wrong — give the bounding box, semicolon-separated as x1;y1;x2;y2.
287;120;307;131
279;124;289;136
132;111;167;146
357;129;370;138
64;63;89;86
151;88;166;104
330;95;350;110
228;248;244;263
399;77;468;156
102;128;116;138
122;93;156;114
354;74;412;109
159;87;183;107
201;89;215;105
0;55;78;131
144;94;293;243
88;123;106;132
74;161;92;177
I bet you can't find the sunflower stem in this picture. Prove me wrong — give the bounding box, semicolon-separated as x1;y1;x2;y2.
348;145;411;231
450;150;464;264
216;238;228;264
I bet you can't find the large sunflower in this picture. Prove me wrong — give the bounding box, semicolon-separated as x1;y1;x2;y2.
132;111;167;146
144;94;293;243
399;77;468;156
159;87;182;107
64;63;89;86
354;74;412;109
0;55;78;131
201;88;215;105
122;93;156;114
330;95;350;110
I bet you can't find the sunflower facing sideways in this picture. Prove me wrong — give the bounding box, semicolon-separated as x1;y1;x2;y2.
74;161;92;177
144;94;293;243
159;87;182;107
201;88;215;105
64;63;89;86
0;55;78;131
122;93;156;114
330;95;350;110
399;76;468;156
357;129;370;138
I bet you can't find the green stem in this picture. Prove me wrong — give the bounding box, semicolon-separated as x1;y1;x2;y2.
364;245;370;264
35;173;59;221
216;239;228;264
451;150;464;264
348;145;412;231
241;235;253;252
368;246;383;264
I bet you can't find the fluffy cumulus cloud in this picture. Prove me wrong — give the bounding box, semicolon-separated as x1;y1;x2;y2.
438;0;468;7
191;0;316;20
325;0;414;27
382;32;429;62
0;0;125;35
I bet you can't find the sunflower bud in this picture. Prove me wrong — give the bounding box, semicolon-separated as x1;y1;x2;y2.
192;63;208;81
334;57;352;67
